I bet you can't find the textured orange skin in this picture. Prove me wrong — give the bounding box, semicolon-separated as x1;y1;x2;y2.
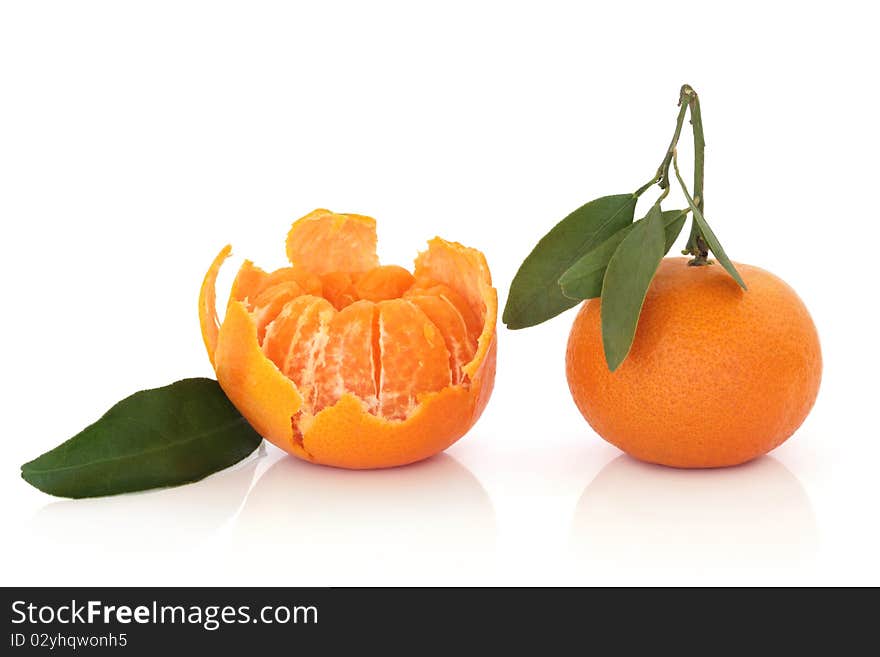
566;258;822;468
199;210;497;469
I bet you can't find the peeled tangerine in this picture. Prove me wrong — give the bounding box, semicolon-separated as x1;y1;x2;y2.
199;210;497;469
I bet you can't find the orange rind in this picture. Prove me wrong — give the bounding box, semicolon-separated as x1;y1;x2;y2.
199;209;497;469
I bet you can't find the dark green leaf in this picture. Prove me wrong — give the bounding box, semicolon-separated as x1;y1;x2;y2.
672;156;747;290
21;378;262;499
661;209;688;252
559;209;687;301
502;194;637;329
600;203;667;371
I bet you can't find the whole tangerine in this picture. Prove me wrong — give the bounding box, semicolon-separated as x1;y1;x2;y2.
565;257;821;468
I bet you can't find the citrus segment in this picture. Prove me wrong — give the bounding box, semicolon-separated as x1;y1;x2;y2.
261;295;321;371
408;282;482;342
405;293;476;384
259;266;323;297
413;238;497;380
414;237;491;325
250;281;305;342
230;260;269;303
286;209;379;274
314;300;379;414
354;265;416;302
319;272;359;310
377;299;452;420
262;295;335;411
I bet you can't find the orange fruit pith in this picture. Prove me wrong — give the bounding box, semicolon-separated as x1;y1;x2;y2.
566;257;821;468
199;209;497;469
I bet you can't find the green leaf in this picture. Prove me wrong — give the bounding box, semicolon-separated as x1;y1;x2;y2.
559;209;687;301
21;378;262;499
661;209;689;252
502;194;637;329
672;155;747;290
600;203;667;371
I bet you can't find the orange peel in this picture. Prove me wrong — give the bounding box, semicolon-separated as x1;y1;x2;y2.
199;209;497;469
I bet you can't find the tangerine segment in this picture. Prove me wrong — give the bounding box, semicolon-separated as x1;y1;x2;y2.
262;295;336;411
319;272;359;310
261;296;321;369
250;281;305;342
286;209;379;275
230;260;269;303
259;266;323;297
355;265;416;302
405;292;477;384
414;237;491;325
414;238;497;380
314;300;379;414
377;299;452;419
407;282;482;342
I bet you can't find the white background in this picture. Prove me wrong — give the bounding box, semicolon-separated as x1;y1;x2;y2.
1;1;877;586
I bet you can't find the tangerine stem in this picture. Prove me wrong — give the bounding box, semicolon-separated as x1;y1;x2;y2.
635;97;690;197
680;84;710;264
658;98;690;191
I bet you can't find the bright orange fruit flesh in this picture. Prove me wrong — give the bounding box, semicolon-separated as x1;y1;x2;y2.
199;209;497;469
566;257;821;468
